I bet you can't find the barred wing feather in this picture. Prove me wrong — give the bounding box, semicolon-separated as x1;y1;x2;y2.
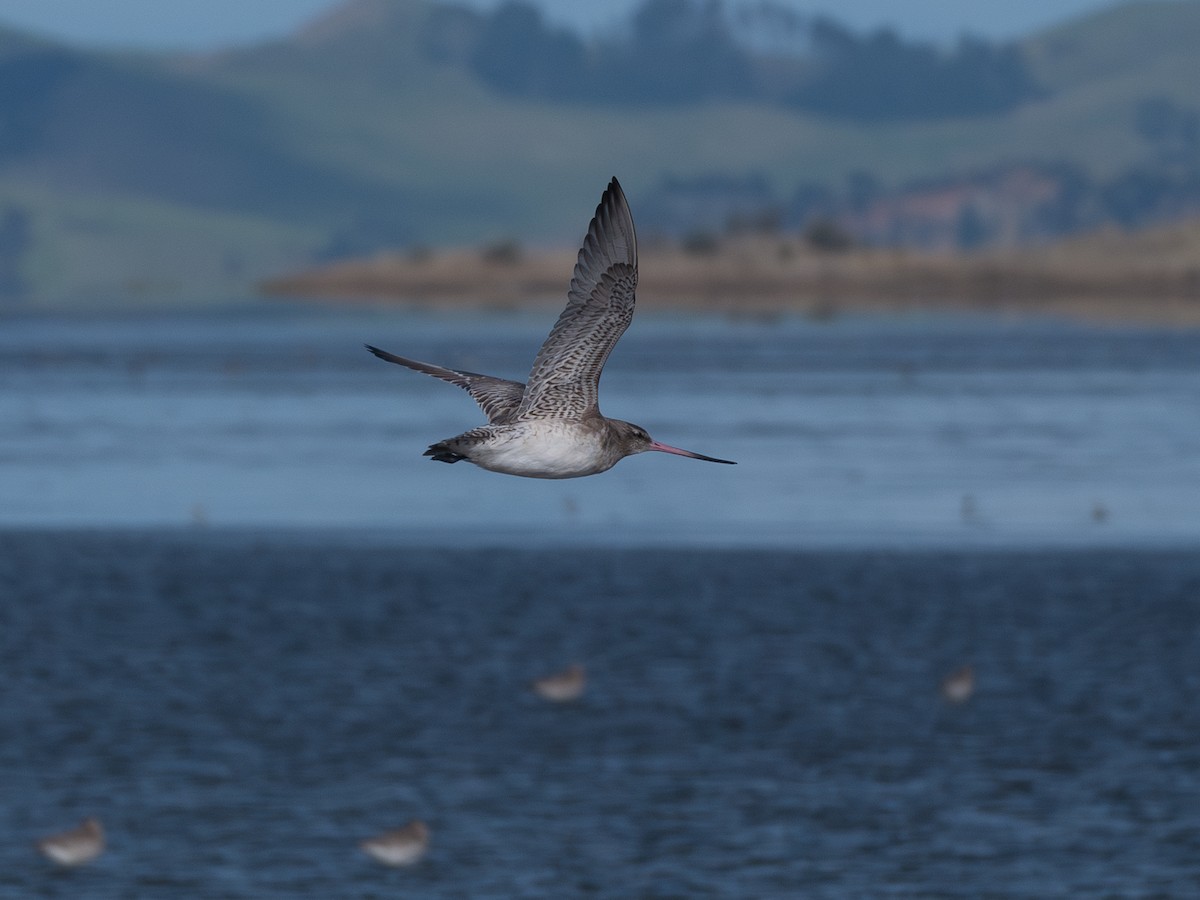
364;345;526;424
516;177;638;421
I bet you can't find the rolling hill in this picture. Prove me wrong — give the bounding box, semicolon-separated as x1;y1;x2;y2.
1;0;1199;307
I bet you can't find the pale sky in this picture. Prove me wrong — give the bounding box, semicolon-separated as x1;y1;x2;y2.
0;0;1126;50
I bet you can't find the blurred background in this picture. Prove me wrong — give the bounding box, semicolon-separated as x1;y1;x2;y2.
3;2;1200;897
0;0;1199;308
1;0;1198;539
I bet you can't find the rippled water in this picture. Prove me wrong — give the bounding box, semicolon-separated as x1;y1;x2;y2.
2;532;1198;897
1;306;1199;544
2;307;1199;895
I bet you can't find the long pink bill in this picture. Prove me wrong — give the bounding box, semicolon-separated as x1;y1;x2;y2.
649;440;736;465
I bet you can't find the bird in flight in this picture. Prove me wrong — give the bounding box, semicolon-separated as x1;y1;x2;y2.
366;177;736;479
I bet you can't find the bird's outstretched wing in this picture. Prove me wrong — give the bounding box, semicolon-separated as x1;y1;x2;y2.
365;345;526;424
515;177;637;421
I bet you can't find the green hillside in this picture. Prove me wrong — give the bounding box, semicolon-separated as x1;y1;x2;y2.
0;178;320;305
1025;0;1200;91
191;0;1200;192
2;0;1200;307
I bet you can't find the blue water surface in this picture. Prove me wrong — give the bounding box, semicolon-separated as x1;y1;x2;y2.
1;533;1198;897
2;306;1199;896
1;305;1198;544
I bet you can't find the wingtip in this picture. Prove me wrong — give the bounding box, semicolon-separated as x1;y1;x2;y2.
587;176;635;268
606;176;626;205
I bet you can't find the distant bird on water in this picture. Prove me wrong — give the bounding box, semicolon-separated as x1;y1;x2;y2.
940;665;976;705
366;177;736;478
532;663;587;702
36;817;105;867
361;820;430;867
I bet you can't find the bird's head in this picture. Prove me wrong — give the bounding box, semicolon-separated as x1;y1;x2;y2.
612;420;736;465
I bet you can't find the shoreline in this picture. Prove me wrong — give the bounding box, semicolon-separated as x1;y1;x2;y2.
260;226;1200;326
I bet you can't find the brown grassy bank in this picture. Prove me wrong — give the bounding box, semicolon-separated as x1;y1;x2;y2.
261;220;1200;325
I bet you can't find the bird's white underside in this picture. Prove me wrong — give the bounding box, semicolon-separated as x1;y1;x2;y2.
466;422;624;479
39;837;103;866
362;841;426;866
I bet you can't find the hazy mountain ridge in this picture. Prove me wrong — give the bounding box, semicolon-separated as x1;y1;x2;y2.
0;31;415;219
1;0;1198;306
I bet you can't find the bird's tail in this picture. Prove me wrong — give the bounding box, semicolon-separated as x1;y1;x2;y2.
424;441;466;464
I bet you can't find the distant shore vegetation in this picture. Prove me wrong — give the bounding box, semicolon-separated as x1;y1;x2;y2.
262;216;1200;326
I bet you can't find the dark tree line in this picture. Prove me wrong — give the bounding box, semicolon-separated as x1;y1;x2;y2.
468;3;589;101
789;18;1043;120
425;0;1045;121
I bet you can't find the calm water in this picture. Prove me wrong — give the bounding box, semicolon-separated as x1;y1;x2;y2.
2;307;1199;895
1;306;1198;543
2;533;1199;897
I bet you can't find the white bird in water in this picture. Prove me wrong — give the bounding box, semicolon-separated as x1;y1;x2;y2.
36;817;105;867
361;819;430;867
366;177;736;478
532;663;586;702
940;665;975;704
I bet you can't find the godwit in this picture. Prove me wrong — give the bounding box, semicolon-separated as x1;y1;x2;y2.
532;663;586;702
940;665;975;704
366;177;736;478
361;819;430;867
36;817;105;867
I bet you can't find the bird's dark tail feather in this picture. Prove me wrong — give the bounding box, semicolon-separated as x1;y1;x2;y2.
424;442;466;464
